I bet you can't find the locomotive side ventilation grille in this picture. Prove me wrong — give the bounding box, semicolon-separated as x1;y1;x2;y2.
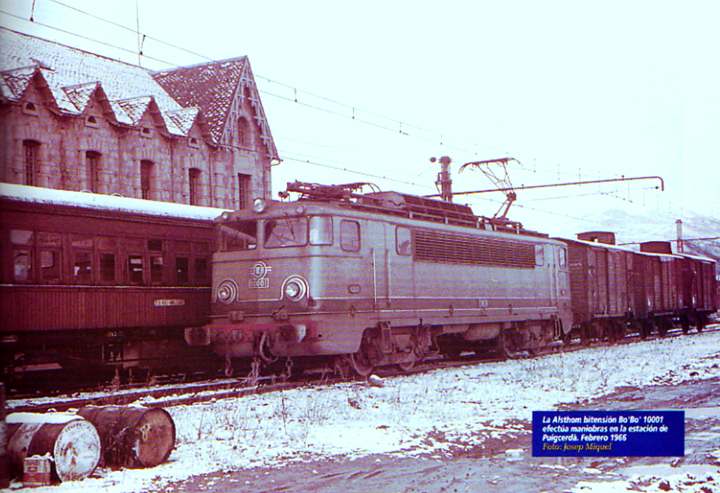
413;230;535;268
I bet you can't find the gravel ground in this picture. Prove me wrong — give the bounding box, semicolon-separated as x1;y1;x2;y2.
5;326;720;493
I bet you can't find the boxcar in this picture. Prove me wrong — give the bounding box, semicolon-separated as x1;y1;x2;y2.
0;183;226;380
558;232;634;339
186;183;573;376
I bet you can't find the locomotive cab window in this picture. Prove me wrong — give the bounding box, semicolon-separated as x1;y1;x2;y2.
220;220;257;251
265;217;308;248
340;220;361;252
396;227;412;256
309;216;333;245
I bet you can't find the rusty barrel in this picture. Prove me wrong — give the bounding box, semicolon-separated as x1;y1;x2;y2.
6;412;101;482
77;405;175;468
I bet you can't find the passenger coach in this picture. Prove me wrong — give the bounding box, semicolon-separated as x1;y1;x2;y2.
0;183;226;383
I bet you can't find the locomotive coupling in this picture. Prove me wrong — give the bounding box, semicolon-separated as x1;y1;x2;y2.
185;322;312;348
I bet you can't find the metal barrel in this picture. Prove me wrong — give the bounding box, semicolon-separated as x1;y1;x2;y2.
6;412;101;482
77;405;175;468
0;383;9;488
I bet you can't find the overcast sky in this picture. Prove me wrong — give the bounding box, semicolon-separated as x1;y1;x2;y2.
2;0;718;238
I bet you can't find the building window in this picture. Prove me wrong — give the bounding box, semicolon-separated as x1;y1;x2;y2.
23;140;40;186
141;126;152;138
238;173;251;209
86;151;101;192
189;168;201;205
237;117;251;148
140;160;154;200
85;115;99;127
23;101;39;116
188;137;199;148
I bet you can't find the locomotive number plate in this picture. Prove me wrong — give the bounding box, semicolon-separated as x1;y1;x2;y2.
154;299;186;307
249;261;272;289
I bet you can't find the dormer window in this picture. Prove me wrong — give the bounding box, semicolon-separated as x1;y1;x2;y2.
141;126;152;138
85;115;99;128
23;101;39;116
188;136;199;149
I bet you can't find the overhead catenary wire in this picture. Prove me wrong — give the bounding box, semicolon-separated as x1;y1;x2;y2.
0;4;684;230
4;0;483;156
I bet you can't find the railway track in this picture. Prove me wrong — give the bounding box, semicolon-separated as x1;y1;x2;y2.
8;322;718;414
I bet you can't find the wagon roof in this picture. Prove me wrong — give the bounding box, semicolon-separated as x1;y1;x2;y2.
0;183;229;221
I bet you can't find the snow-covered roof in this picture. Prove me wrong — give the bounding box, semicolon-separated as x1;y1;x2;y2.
0;27;278;155
0;183;229;221
154;57;279;159
677;252;716;263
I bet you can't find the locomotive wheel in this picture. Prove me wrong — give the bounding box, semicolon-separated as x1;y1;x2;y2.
347;352;374;377
397;351;417;372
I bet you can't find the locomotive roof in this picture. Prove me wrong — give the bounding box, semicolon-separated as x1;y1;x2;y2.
279;181;549;239
0;183;229;221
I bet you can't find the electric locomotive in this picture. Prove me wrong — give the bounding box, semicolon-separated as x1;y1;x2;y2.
185;181;573;376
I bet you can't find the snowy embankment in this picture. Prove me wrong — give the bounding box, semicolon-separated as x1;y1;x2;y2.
10;329;720;493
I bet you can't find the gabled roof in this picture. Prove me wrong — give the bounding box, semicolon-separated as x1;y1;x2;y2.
0;27;278;155
153;57;279;159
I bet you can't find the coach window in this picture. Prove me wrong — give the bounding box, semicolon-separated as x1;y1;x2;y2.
309;216;332;245
38;232;62;282
396;227;412;256
124;238;145;284
340;220;361;252
72;235;94;283
534;245;545;266
192;242;210;284
11;229;33;282
128;256;144;284
97;237;117;282
175;241;190;284
148;239;164;284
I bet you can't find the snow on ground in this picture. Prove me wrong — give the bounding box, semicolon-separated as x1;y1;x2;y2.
572;467;720;493
6;329;720;493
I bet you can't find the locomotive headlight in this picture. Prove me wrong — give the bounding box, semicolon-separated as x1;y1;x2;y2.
216;279;238;304
282;276;307;301
252;198;266;213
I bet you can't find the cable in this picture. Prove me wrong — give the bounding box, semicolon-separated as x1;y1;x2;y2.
0;6;698;232
3;1;484;155
279;155;434;190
